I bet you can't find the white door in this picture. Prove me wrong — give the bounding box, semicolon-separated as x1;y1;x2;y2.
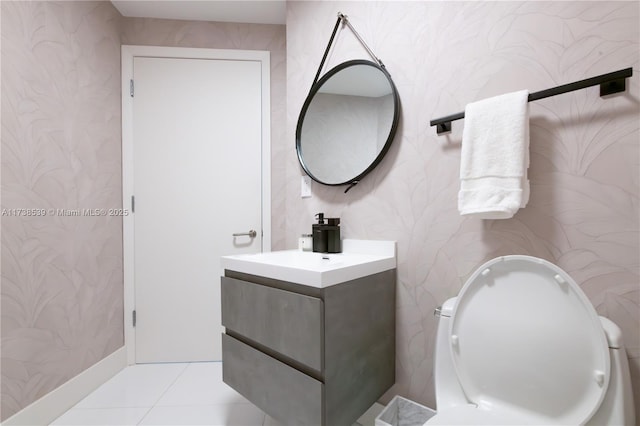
125;50;268;363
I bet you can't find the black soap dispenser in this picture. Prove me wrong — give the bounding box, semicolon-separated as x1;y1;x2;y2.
312;213;342;253
312;213;327;253
325;217;341;253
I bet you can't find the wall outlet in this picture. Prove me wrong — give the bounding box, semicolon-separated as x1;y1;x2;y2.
301;175;312;198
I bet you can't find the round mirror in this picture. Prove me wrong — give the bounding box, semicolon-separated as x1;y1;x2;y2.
296;60;400;188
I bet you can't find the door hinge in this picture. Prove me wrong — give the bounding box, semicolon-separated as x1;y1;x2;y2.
130;79;134;97
131;195;135;213
132;310;137;327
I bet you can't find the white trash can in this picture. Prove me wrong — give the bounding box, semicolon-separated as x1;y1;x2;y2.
375;395;436;426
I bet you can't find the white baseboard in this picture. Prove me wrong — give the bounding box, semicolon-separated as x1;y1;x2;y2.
3;347;127;426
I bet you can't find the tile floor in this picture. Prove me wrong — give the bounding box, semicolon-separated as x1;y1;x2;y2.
51;362;383;426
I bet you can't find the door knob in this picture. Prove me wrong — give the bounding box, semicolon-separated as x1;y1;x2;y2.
233;230;257;238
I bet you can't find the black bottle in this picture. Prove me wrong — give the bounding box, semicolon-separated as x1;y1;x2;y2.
325;218;341;253
312;213;327;253
312;213;342;253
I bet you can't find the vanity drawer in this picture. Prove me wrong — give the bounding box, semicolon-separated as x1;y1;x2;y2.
221;276;323;371
222;334;323;425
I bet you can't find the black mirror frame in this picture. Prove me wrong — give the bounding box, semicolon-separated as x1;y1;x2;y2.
295;59;400;191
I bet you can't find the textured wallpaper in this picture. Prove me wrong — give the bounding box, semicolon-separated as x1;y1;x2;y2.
2;0;637;422
285;0;640;418
1;4;286;421
1;1;124;421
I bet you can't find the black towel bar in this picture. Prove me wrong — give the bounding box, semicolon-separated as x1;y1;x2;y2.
429;67;633;135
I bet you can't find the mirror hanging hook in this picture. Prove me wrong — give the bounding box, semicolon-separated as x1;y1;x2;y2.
312;12;385;89
337;12;385;68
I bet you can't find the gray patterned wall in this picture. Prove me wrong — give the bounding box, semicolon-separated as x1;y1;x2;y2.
2;0;638;421
284;0;640;417
1;2;286;420
1;1;124;420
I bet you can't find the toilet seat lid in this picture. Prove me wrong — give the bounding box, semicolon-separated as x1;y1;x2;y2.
450;256;610;425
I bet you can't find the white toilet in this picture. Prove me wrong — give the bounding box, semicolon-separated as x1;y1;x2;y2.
428;255;635;425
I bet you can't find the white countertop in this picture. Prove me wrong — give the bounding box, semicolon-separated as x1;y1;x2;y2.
221;239;396;288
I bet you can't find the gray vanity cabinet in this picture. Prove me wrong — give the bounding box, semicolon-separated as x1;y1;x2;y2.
221;269;396;426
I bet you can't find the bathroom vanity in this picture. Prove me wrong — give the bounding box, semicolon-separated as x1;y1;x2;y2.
220;240;396;426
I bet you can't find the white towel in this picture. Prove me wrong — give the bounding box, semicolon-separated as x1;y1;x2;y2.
458;90;530;219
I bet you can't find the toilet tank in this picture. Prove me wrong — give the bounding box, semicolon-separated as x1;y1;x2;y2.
586;317;635;426
433;297;469;410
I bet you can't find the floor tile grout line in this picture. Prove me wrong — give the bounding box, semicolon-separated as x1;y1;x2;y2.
136;362;192;425
156;361;267;425
136;405;157;426
52;362;279;425
141;401;264;408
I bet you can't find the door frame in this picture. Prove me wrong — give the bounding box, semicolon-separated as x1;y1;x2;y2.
121;45;271;365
